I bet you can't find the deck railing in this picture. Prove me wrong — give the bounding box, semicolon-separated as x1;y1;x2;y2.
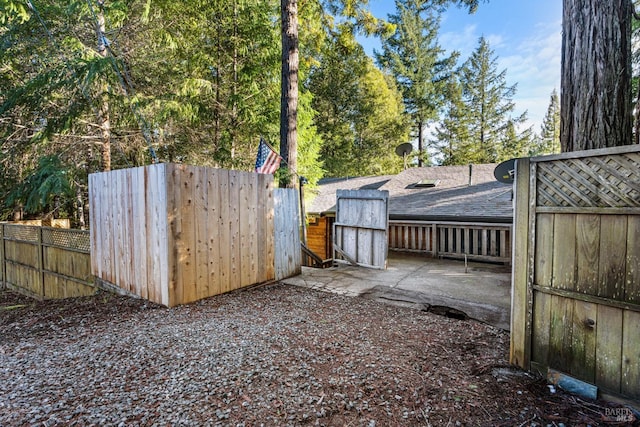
388;220;512;264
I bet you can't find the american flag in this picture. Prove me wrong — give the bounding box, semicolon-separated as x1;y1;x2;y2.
254;137;281;174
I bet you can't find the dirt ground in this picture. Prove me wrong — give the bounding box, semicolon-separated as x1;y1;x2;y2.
0;285;637;426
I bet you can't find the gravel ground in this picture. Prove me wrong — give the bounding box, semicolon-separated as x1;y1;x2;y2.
0;284;636;426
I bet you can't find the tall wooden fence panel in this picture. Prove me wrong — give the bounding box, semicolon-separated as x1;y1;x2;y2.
90;163;296;307
0;224;93;299
511;145;640;402
333;189;389;269
274;188;302;280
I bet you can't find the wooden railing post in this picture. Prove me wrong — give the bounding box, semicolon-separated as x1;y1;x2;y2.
431;223;438;257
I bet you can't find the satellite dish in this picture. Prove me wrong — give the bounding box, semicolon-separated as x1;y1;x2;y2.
395;143;413;157
395;143;413;170
494;158;516;184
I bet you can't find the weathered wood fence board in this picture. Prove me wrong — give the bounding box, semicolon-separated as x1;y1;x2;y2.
0;224;93;299
511;145;640;402
274;188;301;280
388;220;511;263
333;189;388;269
90;163;299;307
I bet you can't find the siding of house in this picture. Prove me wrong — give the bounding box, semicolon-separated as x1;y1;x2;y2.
307;216;332;260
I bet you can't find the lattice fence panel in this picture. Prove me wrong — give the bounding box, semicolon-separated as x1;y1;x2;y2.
2;224;39;242
536;152;640;208
42;228;90;252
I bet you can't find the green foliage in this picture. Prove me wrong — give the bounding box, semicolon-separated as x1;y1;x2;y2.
296;91;325;188
377;0;456;121
132;0;282;169
433;37;532;164
0;0;30;24
309;30;408;177
5;155;74;216
376;0;457;164
533;88;561;155
1;0;495;222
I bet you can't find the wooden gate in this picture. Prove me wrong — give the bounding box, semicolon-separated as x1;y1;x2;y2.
333;189;389;269
511;145;640;402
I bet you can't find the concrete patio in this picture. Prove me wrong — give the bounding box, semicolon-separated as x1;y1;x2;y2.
281;251;512;330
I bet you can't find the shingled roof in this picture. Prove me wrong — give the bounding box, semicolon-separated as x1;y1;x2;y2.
307;175;393;214
307;164;513;223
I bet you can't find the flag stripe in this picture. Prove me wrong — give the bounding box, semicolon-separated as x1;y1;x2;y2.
255;137;281;174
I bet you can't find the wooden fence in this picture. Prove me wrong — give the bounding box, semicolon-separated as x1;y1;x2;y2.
274;188;302;279
388;220;511;264
0;224;94;299
511;145;640;402
333;189;389;269
90;163;301;307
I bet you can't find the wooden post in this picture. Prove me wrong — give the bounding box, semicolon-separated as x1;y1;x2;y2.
0;224;5;288
510;157;532;368
299;180;307;246
431;223;438;258
37;227;45;299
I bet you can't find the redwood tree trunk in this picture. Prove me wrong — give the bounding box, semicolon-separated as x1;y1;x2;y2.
280;0;298;188
560;0;633;152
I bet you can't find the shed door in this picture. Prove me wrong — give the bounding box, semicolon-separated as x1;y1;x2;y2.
333;189;389;269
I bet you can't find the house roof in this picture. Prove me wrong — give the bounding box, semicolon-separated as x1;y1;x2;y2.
307;164;513;223
306;175;393;214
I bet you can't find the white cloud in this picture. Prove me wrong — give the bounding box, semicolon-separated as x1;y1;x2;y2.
497;21;562;130
442;20;561;132
439;24;480;58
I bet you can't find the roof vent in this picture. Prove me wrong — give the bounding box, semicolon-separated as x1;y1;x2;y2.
414;179;440;188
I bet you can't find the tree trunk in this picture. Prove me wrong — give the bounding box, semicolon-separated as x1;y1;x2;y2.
560;0;633;152
96;2;112;171
231;0;238;160
280;0;298;188
76;188;86;230
417;119;424;167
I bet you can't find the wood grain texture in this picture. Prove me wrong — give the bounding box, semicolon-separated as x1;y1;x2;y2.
595;304;623;394
274;188;301;280
625;216;640;304
621;310;640;399
531;291;551;368
334;190;388;269
510;157;531;368
194;166;209;300
518;146;640;401
217;169;231;294
87;164;295;306
570;300;597;383
534;213;554;287
548;294;574;374
598;215;627;300
552;214;576;290
575;214;600;295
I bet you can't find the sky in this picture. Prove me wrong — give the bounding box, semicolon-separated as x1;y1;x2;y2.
358;0;563;133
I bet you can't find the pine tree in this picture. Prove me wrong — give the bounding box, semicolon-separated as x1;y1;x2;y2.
536;89;561;155
434;37;529;164
309;31;408;177
500;120;534;160
376;0;457;167
432;78;472;165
